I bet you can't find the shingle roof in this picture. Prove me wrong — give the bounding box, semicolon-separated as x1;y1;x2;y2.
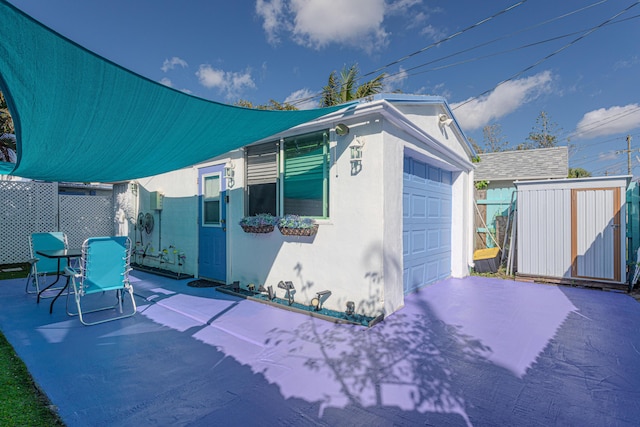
474;146;568;181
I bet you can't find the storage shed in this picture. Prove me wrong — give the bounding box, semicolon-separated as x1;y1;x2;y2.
516;176;631;284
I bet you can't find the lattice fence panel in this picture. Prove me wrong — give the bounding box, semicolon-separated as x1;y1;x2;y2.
0;181;57;264
59;195;114;248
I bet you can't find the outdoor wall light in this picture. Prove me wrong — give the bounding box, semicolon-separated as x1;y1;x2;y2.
345;301;355;316
350;137;365;174
335;123;350;136
438;113;453;127
277;281;296;305
310;290;332;311
224;160;235;188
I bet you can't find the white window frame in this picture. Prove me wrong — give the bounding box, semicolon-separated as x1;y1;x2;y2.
201;172;222;227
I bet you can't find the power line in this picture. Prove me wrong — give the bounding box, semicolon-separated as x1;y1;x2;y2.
288;2;640;111
564;105;640;140
382;1;620;82
361;0;530;79
288;10;640;108
452;1;640;111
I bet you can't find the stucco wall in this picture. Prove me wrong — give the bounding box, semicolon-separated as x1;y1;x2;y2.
121;98;474;318
383;121;474;305
132;168;199;277
394;103;470;161
229;120;388;317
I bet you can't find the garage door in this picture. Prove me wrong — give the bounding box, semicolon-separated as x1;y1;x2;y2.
403;156;452;294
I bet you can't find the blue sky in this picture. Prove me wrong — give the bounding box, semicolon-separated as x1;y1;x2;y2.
7;0;640;177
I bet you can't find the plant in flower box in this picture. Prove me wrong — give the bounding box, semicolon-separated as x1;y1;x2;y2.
277;214;318;236
239;213;278;233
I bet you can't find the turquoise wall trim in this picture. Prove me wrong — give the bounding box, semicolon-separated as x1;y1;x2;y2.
476;187;516;248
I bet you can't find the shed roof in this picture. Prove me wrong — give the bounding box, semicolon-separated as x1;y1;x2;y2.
474;146;568;182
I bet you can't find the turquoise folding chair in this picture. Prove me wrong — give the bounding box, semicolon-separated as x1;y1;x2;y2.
65;236;136;326
25;232;69;296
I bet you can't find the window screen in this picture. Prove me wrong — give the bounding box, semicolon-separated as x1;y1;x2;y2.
203;175;220;225
246;142;278;216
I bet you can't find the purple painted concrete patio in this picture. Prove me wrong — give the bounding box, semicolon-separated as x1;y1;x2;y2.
1;272;639;426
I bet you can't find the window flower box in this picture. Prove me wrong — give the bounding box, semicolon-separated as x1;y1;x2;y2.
277;215;318;236
239;214;277;234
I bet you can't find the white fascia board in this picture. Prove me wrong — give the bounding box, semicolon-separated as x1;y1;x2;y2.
243;100;474;171
376;101;475;171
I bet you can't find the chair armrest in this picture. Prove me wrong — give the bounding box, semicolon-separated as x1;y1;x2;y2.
64;266;80;278
28;258;39;265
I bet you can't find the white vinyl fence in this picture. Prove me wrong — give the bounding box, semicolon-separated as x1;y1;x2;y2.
0;181;115;264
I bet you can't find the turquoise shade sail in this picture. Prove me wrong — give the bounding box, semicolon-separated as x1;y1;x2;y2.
0;0;347;182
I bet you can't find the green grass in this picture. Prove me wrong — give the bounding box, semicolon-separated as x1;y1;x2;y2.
0;262;30;280
0;264;65;426
0;333;64;426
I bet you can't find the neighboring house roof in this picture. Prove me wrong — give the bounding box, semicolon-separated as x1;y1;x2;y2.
474;146;568;181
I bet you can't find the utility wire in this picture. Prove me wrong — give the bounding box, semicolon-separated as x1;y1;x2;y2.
385;13;640;82
566;105;640;139
288;1;528;108
361;0;530;79
288;5;638;108
452;1;640;111
382;0;613;81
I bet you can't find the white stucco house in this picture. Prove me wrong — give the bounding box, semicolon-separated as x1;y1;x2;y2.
122;94;476;318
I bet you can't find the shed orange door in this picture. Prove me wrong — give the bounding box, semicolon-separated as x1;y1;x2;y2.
571;187;621;282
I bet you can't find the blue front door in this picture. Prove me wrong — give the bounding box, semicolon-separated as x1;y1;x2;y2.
198;165;227;283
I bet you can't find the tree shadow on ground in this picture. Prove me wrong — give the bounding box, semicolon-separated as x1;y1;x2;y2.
265;294;491;425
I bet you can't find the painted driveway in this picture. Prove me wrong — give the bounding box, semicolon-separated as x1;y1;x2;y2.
1;273;639;426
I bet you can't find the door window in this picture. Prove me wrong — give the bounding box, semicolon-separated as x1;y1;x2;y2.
203;174;221;225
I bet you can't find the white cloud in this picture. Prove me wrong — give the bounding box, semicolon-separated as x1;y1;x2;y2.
431;82;452;100
451;71;554;131
420;24;446;41
386;0;422;13
613;55;639;71
383;67;408;92
196;65;256;100
598;151;618;161
161;57;188;72
159;77;173;87
291;0;387;51
284;88;318;110
256;0;389;52
255;0;288;45
573;104;640;139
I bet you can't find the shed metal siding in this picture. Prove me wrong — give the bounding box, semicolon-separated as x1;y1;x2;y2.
517;188;571;277
516;176;629;283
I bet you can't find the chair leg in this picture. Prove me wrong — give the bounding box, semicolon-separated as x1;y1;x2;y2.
74;287;136;326
25;271;35;294
25;260;38;294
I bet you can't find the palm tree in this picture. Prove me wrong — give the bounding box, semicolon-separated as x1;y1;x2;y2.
320;64;385;107
0;91;15;134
